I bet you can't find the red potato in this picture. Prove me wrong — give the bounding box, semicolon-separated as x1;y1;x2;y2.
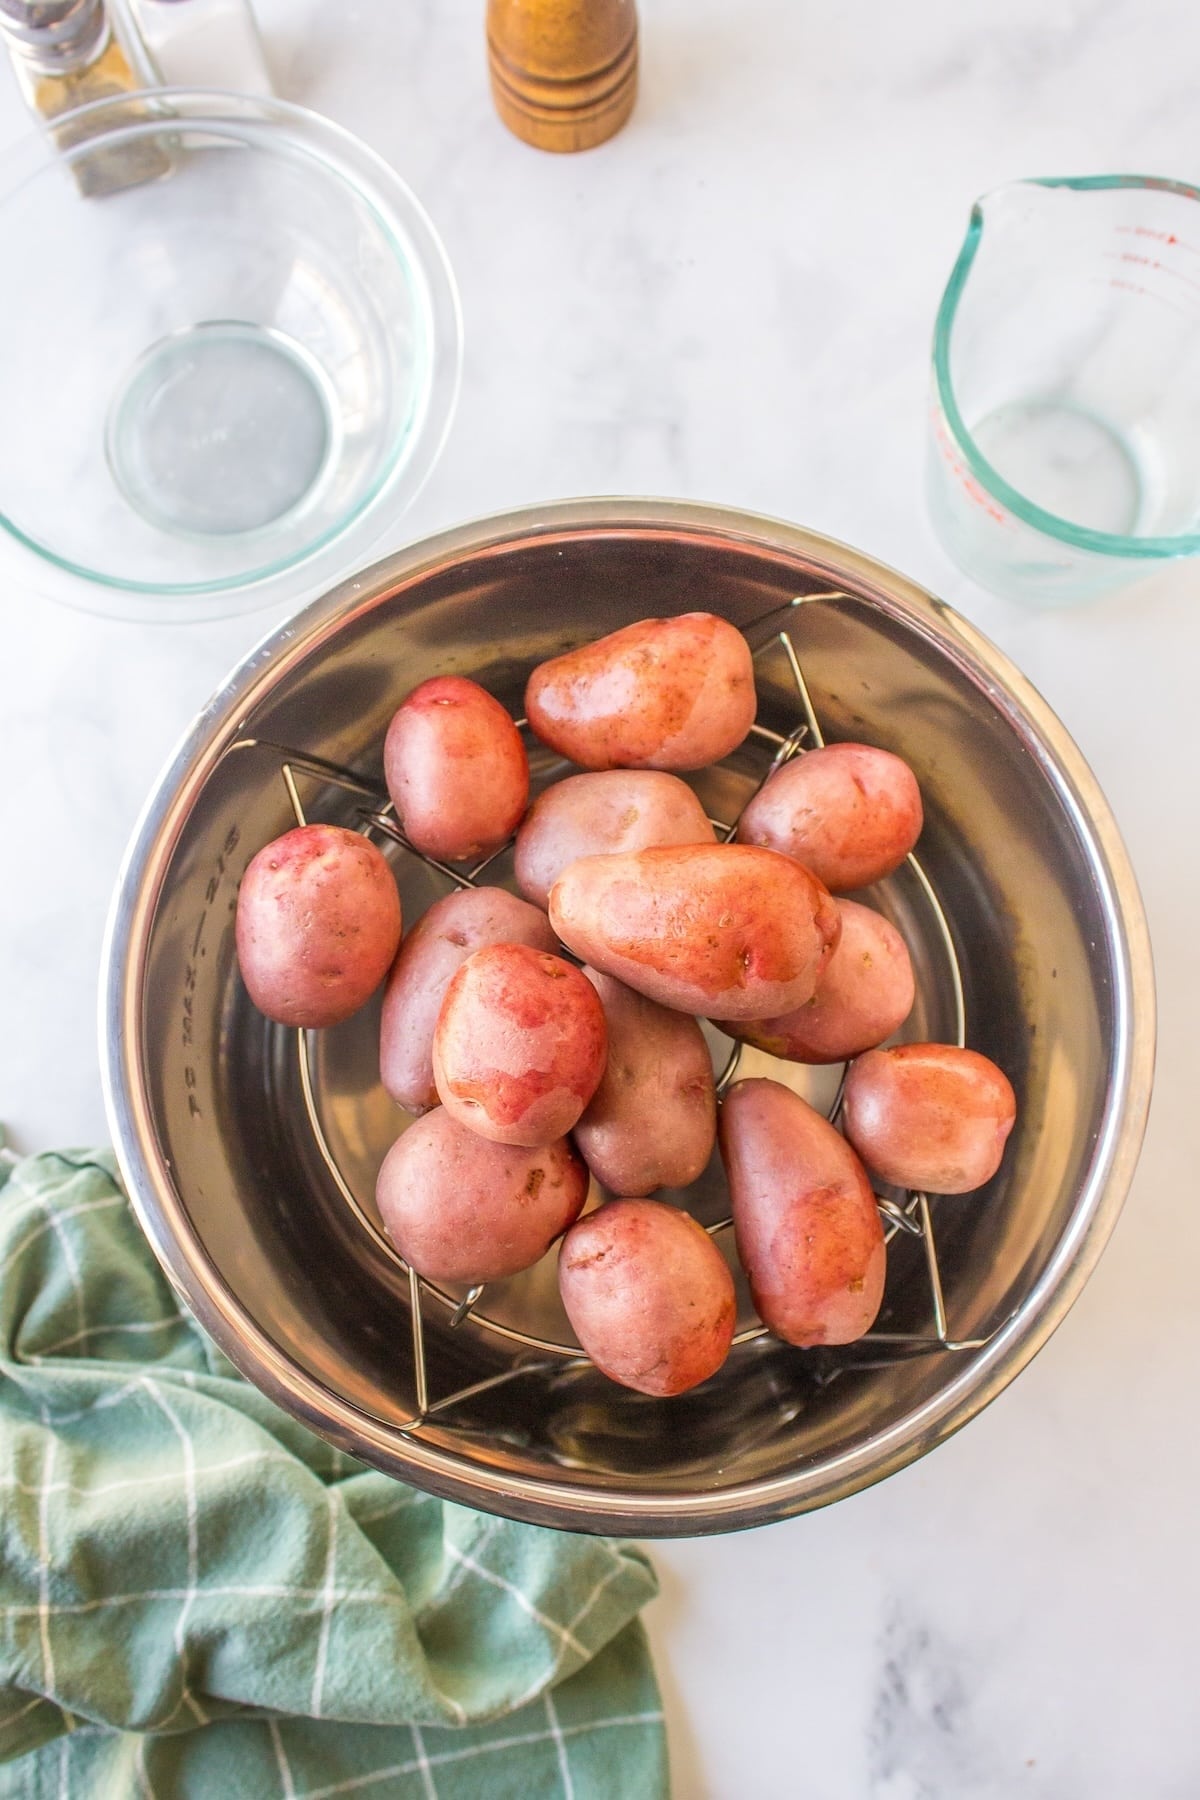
235;824;401;1029
842;1043;1017;1194
549;843;841;1022
432;943;608;1147
525;612;756;772
376;1110;588;1283
514;770;716;909
384;676;528;863
558;1199;736;1395
725;899;915;1065
379;887;557;1113
737;743;923;892
574;970;716;1196
720;1078;885;1347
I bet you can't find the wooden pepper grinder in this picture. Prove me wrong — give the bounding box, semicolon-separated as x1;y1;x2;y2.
487;0;638;153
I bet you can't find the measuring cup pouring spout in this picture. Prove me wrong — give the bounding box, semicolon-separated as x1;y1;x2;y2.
926;174;1200;607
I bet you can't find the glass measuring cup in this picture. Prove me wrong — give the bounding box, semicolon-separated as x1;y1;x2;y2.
927;176;1200;607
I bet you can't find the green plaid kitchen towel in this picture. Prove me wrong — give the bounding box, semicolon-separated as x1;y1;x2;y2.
0;1148;667;1798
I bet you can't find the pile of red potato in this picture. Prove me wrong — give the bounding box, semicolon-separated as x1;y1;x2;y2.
234;613;1017;1397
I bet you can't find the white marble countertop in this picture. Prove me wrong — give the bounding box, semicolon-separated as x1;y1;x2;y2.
2;2;1198;1794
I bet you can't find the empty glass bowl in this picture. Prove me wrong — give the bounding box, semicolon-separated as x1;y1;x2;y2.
0;90;461;622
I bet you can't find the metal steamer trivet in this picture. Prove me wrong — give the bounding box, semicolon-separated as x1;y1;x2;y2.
231;598;985;1432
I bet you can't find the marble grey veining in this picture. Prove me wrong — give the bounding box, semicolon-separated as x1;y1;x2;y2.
869;1605;976;1800
1;1;1199;1794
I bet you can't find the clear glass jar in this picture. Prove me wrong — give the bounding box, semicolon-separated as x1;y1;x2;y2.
0;0;169;194
128;0;272;95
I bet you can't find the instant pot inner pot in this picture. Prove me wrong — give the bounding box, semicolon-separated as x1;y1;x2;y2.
140;529;1112;1512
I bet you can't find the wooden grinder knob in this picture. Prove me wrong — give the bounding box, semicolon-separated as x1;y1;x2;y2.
487;0;638;153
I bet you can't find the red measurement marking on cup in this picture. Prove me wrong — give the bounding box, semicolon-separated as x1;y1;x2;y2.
930;406;1008;524
962;478;1007;523
1103;275;1192;315
1116;224;1200;257
1089;273;1189;316
1104;249;1200;295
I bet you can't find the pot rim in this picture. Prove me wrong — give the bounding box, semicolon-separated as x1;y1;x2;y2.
99;499;1156;1535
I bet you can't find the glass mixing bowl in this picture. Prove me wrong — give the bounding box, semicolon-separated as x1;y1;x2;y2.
0;90;461;622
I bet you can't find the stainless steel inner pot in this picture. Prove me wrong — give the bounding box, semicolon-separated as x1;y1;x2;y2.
101;501;1155;1536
